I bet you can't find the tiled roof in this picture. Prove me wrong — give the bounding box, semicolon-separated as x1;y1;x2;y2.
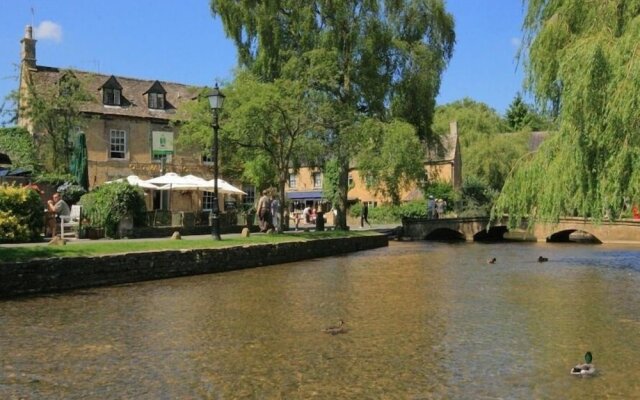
30;66;202;121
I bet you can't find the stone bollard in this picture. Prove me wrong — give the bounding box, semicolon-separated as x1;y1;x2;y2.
241;227;250;237
171;231;182;240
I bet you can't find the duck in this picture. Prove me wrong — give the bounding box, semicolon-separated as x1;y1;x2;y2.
487;257;497;264
323;319;347;335
570;351;596;376
538;256;549;262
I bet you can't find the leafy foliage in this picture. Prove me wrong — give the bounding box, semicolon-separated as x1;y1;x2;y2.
0;127;39;171
56;181;86;206
355;119;425;205
0;185;44;242
20;70;92;172
210;0;456;229
79;182;146;238
433;98;531;191
495;0;640;226
505;93;554;132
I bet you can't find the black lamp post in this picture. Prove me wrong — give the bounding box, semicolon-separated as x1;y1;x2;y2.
207;84;225;240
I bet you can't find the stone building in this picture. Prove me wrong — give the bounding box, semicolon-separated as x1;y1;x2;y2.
17;25;243;213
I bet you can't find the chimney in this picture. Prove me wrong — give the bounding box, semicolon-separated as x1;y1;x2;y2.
21;25;37;69
449;120;458;136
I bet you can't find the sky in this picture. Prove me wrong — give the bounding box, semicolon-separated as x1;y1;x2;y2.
0;0;527;120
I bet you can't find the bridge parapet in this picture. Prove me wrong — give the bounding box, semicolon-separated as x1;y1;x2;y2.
402;217;490;241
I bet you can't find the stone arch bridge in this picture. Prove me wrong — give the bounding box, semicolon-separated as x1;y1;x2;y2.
402;216;640;244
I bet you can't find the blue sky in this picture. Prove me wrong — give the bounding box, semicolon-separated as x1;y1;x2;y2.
0;0;526;119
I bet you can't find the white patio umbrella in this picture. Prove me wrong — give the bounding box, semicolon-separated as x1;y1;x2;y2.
105;175;169;190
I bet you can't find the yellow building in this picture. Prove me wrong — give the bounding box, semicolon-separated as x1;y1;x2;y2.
286;121;462;209
17;25;246;213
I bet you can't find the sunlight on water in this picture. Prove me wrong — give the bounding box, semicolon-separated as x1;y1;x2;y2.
1;241;640;398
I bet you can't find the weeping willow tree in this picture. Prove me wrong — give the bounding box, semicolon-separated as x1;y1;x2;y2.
493;0;640;226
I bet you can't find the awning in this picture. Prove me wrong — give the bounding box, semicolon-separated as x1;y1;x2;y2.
286;191;323;200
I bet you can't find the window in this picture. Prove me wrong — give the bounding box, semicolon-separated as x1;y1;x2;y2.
109;129;127;159
289;174;297;188
103;88;121;106
243;185;255;206
202;152;213;165
148;92;165;109
348;174;354;188
312;172;323;188
202;191;216;211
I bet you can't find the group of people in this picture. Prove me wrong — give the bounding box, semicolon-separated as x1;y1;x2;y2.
426;195;447;219
256;189;281;233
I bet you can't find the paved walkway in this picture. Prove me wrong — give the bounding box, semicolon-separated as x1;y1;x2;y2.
0;224;401;248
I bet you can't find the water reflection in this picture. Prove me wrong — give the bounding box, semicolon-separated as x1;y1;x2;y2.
1;241;640;398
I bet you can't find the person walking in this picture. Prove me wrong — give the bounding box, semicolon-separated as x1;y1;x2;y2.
361;202;371;228
427;195;435;219
257;190;273;232
271;195;281;232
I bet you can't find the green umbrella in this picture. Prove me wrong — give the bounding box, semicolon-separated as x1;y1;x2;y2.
69;132;89;190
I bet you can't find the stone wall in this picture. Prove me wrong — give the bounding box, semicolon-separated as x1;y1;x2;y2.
0;235;388;298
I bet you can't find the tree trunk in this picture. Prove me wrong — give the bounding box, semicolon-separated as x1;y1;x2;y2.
335;155;350;230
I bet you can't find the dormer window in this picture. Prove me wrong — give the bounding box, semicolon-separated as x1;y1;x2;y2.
148;92;165;109
144;81;167;110
103;88;121;106
101;75;123;106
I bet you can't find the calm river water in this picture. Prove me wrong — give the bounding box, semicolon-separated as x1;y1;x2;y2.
1;241;640;399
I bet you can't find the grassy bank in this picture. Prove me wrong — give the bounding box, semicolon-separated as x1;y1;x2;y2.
0;231;378;263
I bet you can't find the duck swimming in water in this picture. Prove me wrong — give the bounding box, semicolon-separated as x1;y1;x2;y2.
323;319;347;335
538;256;549;262
487;257;496;264
571;351;596;376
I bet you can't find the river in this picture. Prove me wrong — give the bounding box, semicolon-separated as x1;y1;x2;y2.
1;241;640;399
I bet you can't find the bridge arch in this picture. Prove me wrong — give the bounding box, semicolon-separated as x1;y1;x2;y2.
546;229;602;244
473;226;509;242
424;228;466;241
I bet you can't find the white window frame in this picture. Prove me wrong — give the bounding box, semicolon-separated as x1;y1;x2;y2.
109;129;127;159
104;88;121;106
289;174;297;189
202;191;215;211
312;172;323;188
149;92;165;109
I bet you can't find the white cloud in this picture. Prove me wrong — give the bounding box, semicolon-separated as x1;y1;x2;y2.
510;37;522;48
34;20;63;43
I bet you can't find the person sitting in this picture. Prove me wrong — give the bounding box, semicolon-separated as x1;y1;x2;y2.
46;192;70;237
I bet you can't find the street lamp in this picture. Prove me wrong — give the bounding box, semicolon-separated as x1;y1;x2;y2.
207;83;225;240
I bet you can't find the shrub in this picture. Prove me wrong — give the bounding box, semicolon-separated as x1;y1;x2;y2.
0;210;30;242
0;184;44;242
79;182;147;238
56;182;86;205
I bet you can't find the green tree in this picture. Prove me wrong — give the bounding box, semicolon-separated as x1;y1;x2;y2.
0;127;39;171
494;0;640;226
210;0;455;229
355;119;425;205
505;93;554;132
433;98;521;191
20;71;92;173
222;72;319;230
505;93;531;131
176;72;318;231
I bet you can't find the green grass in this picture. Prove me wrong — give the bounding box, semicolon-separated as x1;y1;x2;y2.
0;231;379;263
